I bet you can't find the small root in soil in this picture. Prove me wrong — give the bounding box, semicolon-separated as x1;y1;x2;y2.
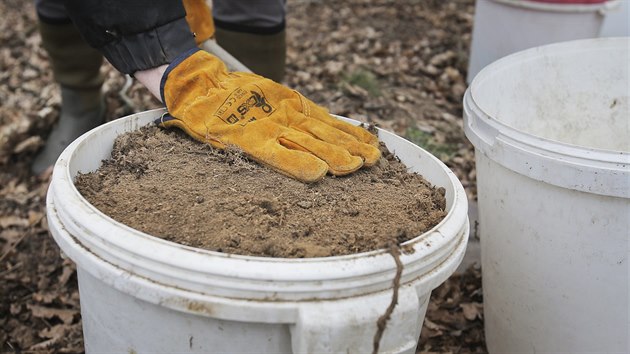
372;241;403;354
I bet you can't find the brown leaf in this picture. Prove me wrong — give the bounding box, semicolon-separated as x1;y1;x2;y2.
8;321;39;349
57;264;75;287
423;318;447;331
450;329;463;337
28;211;44;226
0;179;24;195
0;216;30;228
10;302;22;315
460;302;483;321
38;324;67;339
33;291;58;304
13;136;43;154
1;229;22;244
341;82;369;97
28;304;77;324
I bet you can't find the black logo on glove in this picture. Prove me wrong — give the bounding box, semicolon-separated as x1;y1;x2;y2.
215;85;275;125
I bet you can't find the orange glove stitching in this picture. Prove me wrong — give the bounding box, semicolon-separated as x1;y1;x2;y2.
294;91;310;117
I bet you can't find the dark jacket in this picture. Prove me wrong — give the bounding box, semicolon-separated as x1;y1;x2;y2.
64;0;197;74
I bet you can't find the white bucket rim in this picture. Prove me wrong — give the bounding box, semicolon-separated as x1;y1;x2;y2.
491;0;620;13
464;37;629;198
47;109;469;304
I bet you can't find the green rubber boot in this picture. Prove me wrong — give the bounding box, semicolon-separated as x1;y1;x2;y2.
32;20;105;174
214;27;286;83
32;87;105;174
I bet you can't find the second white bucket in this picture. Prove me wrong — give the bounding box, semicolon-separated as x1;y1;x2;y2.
47;109;469;353
465;38;629;353
467;0;621;83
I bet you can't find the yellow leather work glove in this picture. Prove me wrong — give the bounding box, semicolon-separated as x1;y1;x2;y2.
183;0;214;45
159;49;381;183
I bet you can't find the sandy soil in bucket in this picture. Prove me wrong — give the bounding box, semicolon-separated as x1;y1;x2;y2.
74;125;447;258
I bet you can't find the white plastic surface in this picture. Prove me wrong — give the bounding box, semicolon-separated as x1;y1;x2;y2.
467;0;620;83
47;109;469;353
464;38;629;353
600;0;630;37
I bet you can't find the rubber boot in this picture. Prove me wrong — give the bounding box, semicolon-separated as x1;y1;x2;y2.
32;20;105;174
32;87;105;174
214;27;286;82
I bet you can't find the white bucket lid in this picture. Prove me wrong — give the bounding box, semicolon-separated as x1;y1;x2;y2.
464;37;630;198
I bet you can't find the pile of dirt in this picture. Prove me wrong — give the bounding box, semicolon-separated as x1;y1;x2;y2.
75;126;448;258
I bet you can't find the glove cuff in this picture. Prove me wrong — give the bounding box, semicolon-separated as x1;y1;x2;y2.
159;47;202;104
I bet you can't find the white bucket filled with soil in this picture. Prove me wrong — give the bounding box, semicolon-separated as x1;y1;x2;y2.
464;37;629;352
47;108;469;353
467;0;621;82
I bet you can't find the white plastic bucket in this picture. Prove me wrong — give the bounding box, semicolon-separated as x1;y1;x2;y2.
600;0;630;38
47;109;469;353
467;0;621;83
464;37;629;353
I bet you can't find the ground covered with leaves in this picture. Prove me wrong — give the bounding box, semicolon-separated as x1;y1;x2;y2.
1;0;485;352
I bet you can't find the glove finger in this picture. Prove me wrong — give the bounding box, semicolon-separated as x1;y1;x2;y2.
278;131;364;176
156;114;225;148
183;0;215;45
302;97;380;147
290;115;381;167
247;142;329;183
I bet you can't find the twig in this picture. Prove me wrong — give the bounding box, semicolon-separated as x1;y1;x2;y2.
372;242;403;354
0;232;28;263
0;261;23;277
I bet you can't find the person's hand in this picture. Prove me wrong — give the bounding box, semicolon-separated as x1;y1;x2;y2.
158;49;381;183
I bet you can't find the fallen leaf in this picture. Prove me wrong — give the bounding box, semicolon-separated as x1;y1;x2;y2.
57;264;75;286
29;336;61;351
13;135;43;154
10;302;22;315
423;318;446;331
28;211;44;226
460;302;483;321
1;229;22;244
0;216;30;228
38;323;67;339
28;304;77;324
32;291;58;304
450;329;462;337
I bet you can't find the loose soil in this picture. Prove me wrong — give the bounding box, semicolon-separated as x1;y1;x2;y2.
75;126;448;258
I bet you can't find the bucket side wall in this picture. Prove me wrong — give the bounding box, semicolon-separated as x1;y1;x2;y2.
77;268;294;353
476;153;629;353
